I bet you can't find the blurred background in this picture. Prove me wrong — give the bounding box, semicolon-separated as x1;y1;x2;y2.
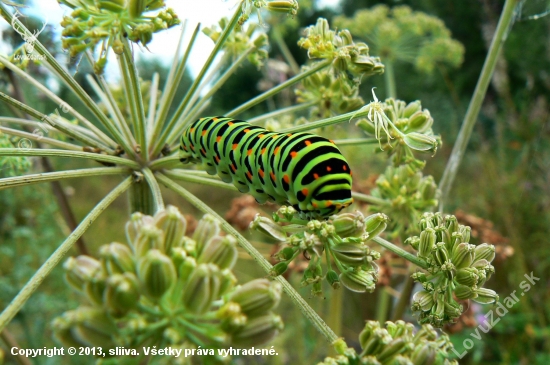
0;0;549;364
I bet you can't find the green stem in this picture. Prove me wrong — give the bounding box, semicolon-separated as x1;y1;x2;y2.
0;4;135;155
0;55;116;147
148;155;182;170
0;177;133;332
0;91;114;153
128;179;154;215
226;59;331;118
333;138;379;146
142;168;165;213
438;0;518;209
0;126;82;151
0;167;128;190
147;73;160;133
272;27;300;74
156;173;338;343
0;148;140;168
376;288;391;323
151;6;243;157
149;23;200;153
163;170;237;191
391;267;415;321
280;107;370;134
352;192;387;206
248;100;317;124
372;237;428;269
384;61;396;98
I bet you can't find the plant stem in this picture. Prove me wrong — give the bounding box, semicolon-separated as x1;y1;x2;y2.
0;126;82;151
156;173;339;343
163;170;237;191
226;60;331;118
0;329;32;365
0;167;128;190
151;5;243;157
0;148;140;168
147;73;160;133
280;107;370;134
142;168;165;213
438;0;518;210
272;26;300;74
376;288;391;323
372;237;428;269
0;177;133;332
391;267;415;321
334;138;378;146
247;100;317;124
128;178;154;215
352;192;387;206
384;61;396;98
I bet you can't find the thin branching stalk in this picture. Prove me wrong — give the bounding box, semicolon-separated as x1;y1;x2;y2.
0;148;140;168
142;168;165;212
391;267;415;321
281;108;370;133
0;91;115;152
334;138;379;146
384;61;396;98
0;55;116;147
156;173;339;343
0;4;136;156
438;0;519;209
248;100;318;124
0;330;32;365
163;170;238;191
372;237;428;269
0;177;133;332
151;6;243;157
0;126;82;151
147;73;160;133
148;155;182;170
272;27;300;74
0;167;128;190
226;59;331;118
352;192;386;206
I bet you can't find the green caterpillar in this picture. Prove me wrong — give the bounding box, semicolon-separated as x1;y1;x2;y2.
180;116;353;219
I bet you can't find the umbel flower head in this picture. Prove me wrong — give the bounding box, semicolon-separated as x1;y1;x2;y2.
251;207;387;295
406;212;498;327
54;206;283;355
318;320;457;365
59;0;180;72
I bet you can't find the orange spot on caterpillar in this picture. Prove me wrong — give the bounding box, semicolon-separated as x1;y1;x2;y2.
228;121;234;126
231;164;237;172
270;172;276;181
287;133;292;137
244;129;250;133
201;148;206;155
272;135;277;139
261;148;266;155
283;174;290;183
301;188;308;197
258;134;265;138
259;169;265;178
290;151;298;158
343;165;347;171
201;130;207;136
232;144;238;150
182;146;188;151
326;200;333;207
213;117;219;121
190;144;195;150
326;166;332;172
313;173;319;180
216;136;222;143
312;202;318;208
329;139;335;144
190;128;195;133
247;149;253;156
215;156;220;163
305;140;312;146
247;171;253;179
274;146;280;155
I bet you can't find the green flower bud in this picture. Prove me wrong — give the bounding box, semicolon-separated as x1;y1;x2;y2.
219;269;237;296
134;224;164;257
444;300;463;318
356;118;377;135
84;271;107;306
125;212;149;245
154;205;187;253
266;0;299;16
411;344;436;365
339;269;376;293
93;56;107;75
97;0;125;13
408;111;433;133
138;249;176;300
182;263;218;314
455;285;478;300
99;242;135;275
66;307;117;348
472;288;499;304
474;243;496;263
229;279;282;317
198;235;238;269
458;225;471;243
270;261;289;277
331;242;370;267
406;236;420;250
418;228;436;258
178;256;197;283
362;328;392;356
445;215;458;234
326;270;340;289
52;316;86;348
377;338;408;363
64;255;102;291
332;211;365;237
403;100;421;118
170;246;187;270
451;243;475;269
112;39;124;54
455;267;479;287
412;290;434;312
275;246;298;261
403;132;438;152
253;33;268;48
250;214;287;241
193;214;221;256
433;242;449;267
364;213;389;239
104;273;140;317
230;314;284;347
359;320;380;349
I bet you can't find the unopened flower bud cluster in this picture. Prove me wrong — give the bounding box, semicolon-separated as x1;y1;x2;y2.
251;208;389;295
239;0;299;27
407;213;498;327
318;320;457;365
54;206;283;354
59;0;179;72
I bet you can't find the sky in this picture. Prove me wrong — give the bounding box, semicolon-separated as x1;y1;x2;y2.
0;0;340;80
